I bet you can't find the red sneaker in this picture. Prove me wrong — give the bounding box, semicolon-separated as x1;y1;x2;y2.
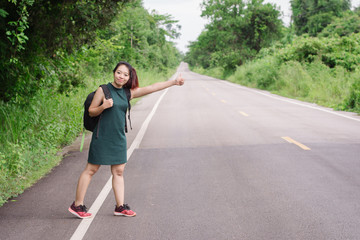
68;202;92;219
114;204;136;217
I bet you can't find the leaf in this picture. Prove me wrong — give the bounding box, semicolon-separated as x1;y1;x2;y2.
0;9;9;18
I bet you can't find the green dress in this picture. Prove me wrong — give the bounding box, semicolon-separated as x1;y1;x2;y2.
88;83;128;165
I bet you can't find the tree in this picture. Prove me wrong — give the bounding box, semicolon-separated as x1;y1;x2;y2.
244;0;283;52
186;0;282;71
0;0;130;102
95;0;181;72
291;0;351;36
318;10;360;37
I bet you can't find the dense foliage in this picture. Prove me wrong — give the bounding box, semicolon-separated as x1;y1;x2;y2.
227;32;360;107
0;0;181;206
276;33;360;71
0;0;131;102
91;0;181;73
185;0;283;72
290;0;351;36
318;9;360;37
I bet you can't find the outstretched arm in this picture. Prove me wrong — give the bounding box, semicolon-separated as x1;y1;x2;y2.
130;74;184;99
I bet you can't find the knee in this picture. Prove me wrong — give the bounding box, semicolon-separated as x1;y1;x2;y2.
87;168;98;176
111;165;125;177
84;164;100;176
112;168;124;177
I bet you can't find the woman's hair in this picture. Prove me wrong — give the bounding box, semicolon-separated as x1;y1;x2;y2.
113;61;139;89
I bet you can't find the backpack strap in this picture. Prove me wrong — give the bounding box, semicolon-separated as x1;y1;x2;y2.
124;88;132;133
96;84;112;138
101;84;111;99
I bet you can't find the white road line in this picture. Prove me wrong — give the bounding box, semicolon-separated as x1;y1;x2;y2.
222;81;360;123
70;89;169;240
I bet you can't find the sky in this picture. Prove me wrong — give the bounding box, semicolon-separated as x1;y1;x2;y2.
142;0;360;53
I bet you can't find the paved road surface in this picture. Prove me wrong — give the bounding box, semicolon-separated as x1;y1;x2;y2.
1;63;360;240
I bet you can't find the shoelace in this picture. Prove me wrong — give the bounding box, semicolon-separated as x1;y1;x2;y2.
122;204;130;210
79;205;88;212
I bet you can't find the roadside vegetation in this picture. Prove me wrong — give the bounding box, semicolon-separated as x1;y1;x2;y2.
2;0;359;207
0;0;181;206
185;0;360;113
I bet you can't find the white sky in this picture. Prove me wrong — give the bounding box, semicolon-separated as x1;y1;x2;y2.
142;0;360;53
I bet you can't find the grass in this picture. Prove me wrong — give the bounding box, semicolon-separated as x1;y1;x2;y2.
191;66;225;80
275;61;354;108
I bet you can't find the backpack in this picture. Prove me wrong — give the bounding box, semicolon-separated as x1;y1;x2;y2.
83;84;132;135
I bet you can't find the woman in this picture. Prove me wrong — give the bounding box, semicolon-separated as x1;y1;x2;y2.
69;61;184;218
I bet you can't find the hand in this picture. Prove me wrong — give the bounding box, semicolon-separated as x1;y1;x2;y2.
102;97;113;109
174;74;184;86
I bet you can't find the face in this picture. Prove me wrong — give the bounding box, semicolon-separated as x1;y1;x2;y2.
113;64;130;88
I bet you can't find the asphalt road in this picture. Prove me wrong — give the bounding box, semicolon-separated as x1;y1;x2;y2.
1;62;360;240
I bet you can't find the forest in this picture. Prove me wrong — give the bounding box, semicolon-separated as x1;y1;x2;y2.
1;0;360;206
0;0;181;205
185;0;360;112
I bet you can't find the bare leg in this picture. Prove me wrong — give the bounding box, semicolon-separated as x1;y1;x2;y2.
75;163;100;206
111;164;126;207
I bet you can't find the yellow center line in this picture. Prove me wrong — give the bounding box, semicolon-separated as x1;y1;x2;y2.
282;137;311;151
238;111;249;117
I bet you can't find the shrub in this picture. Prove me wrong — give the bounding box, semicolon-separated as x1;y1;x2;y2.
277;61;311;98
228;56;280;90
276;33;360;71
319;12;360;37
343;70;360;111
